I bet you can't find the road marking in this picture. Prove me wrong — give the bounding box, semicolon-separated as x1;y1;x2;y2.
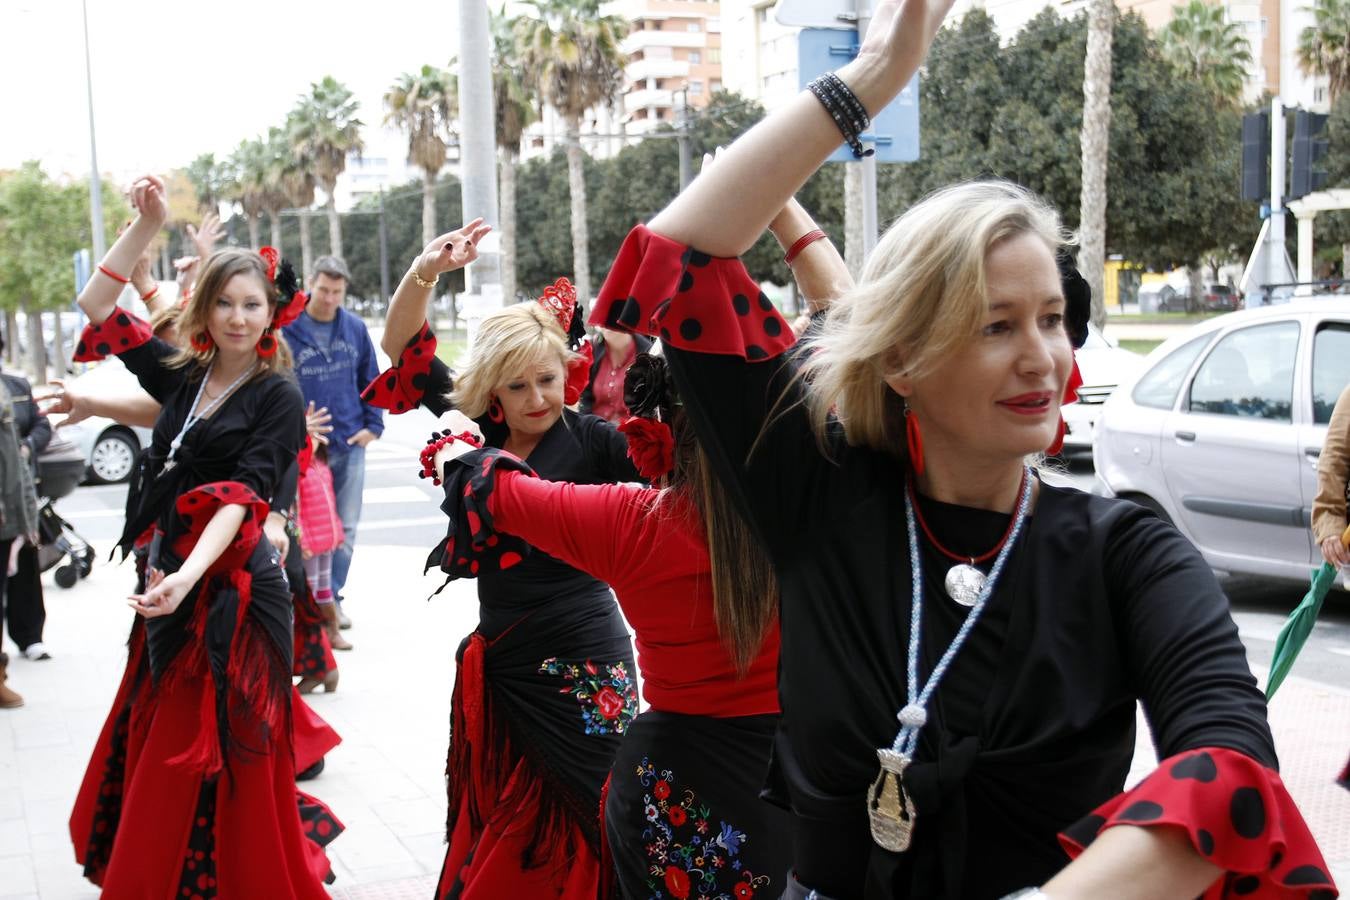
1328;647;1350;658
363;485;439;504
358;515;446;532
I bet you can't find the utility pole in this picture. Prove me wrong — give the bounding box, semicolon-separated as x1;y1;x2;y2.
458;0;502;347
378;188;391;314
844;0;878;276
857;0;878;261
1268;97;1286;297
81;0;106;261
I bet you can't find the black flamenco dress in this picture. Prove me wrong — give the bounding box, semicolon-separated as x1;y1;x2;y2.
364;331;640;899
588;225;1337;900
66;310;341;899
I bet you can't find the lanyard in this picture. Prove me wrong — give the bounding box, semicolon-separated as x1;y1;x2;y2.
164;362;256;470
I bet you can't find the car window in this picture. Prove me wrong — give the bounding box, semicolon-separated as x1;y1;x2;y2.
1312;322;1350;425
1187;321;1299;421
1132;334;1211;409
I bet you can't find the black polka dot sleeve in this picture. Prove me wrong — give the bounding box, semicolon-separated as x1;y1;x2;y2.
75;308;180;403
1059;747;1337;898
430;447;537;579
589;225;843;562
360;321;453;416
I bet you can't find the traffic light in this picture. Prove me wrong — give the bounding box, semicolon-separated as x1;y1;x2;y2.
1290;110;1330;200
1242;110;1270;202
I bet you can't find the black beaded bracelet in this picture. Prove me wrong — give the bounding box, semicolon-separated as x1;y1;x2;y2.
807;73;874;159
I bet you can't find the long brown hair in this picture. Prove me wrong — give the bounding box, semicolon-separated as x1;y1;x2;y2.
633;354;778;675
169;248;293;376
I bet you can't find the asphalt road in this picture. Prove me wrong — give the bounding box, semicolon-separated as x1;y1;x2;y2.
47;411;1350;693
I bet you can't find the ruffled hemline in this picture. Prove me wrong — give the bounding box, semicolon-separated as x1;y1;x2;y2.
73;308;154;361
361;320;437;414
426;448;536;580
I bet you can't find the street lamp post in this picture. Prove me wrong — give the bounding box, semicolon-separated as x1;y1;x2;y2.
458;0;502;350
82;0;106;261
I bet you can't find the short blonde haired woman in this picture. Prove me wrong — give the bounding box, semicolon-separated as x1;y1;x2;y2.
586;0;1335;897
369;221;643;898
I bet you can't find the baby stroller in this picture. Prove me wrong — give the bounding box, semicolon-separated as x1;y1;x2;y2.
36;433;96;589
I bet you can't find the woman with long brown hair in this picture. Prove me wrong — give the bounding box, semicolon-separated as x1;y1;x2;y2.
70;174;338;898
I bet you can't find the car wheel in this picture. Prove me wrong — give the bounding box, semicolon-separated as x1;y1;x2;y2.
88;429;138;485
1121;493;1174;525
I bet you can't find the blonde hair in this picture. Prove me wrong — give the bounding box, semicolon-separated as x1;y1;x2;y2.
449;303;579;418
169;248;293;376
801;180;1067;454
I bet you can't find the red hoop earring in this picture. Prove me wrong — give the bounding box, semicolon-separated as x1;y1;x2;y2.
190;331;213;353
905;407;925;476
1046;416;1066;456
487;398;504;423
256;329;278;358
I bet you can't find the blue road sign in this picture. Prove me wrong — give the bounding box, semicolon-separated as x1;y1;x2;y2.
797;28;919;163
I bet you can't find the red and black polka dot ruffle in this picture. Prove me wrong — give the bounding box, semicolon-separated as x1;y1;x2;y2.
1059;747;1337;898
170;482;268;577
589;225;795;362
566;338;594;406
361;320;437;414
73;308;154;362
434;448;536;579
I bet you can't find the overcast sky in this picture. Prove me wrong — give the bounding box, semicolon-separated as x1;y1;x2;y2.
1;0;501;185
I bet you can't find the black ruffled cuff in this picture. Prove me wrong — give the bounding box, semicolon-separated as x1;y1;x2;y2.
590;225;796;361
427;447;536;579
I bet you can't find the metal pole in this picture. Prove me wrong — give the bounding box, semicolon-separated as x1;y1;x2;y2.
1268;97;1286;299
676;89;692;190
378;188;391;312
458;0;501;327
82;0;106;260
856;0;878;261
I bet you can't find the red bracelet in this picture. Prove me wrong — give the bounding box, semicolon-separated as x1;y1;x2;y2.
418;430;484;486
141;286;160;303
783;229;828;266
98;265;130;284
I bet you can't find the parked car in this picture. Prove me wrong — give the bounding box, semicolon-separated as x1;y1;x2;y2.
51;358;153;485
1058;323;1145;454
1093;299;1350;583
1197;283;1242;312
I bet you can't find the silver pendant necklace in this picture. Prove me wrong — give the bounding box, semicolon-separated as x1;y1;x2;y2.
867;467;1033;852
943;562;986;607
161;361;256;474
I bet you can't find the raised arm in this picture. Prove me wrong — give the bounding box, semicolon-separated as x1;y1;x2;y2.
768;198;853;332
647;0;955;254
77;176;167;325
381;219;491;356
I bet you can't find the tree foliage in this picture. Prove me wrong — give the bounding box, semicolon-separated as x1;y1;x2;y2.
1299;0;1350;102
1159;0;1255;107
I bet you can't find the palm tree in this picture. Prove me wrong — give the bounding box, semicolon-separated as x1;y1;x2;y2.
259;127;291;250
516;0;629;304
384;64;459;248
1299;0;1350;102
1160;0;1254;105
493;7;538;305
1079;0;1115;329
289;76;364;258
279;142;318;280
230;138;269;249
184;152;228;214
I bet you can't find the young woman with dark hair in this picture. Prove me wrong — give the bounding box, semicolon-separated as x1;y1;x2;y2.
68;174;340;897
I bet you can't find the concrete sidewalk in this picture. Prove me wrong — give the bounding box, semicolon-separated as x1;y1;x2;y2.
1;539;1347;897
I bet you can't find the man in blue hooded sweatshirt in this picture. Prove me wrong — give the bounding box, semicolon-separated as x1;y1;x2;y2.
283;255;383;627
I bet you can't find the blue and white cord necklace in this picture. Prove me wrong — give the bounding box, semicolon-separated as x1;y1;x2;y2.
867;465;1034;852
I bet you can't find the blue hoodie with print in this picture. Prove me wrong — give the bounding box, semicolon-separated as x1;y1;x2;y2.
283;307;384;451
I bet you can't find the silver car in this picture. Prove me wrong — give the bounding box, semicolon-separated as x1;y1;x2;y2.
57;358;154;485
1094;299;1350;583
1059;324;1145;453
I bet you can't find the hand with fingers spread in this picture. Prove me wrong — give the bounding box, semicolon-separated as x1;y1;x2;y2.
187;211;224;261
305;402;333;445
36;379;92;427
413;219;493;282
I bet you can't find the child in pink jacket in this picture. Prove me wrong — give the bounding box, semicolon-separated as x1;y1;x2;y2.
297;443;349;650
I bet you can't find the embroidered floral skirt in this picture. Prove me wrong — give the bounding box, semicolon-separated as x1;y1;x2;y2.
604;710;791;900
438;595;638;899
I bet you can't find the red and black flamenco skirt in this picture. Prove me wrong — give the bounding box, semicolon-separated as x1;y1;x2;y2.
77;541;341;898
284;530;338;684
603;711;791;900
437;599;639;900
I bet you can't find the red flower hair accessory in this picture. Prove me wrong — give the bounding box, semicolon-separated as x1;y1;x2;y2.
618;415;674;481
258;246;306;328
537;277;578;333
258;246;280;282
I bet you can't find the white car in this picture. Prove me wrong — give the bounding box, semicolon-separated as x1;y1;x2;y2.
1059;324;1145;453
1093;299;1350;583
57;358;154;485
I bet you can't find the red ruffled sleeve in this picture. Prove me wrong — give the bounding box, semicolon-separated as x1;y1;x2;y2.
1059;747;1338;898
72;309;154;362
566;338;594;406
170;481;269;577
361;320;437;414
429;448;537;580
589;225;795;361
